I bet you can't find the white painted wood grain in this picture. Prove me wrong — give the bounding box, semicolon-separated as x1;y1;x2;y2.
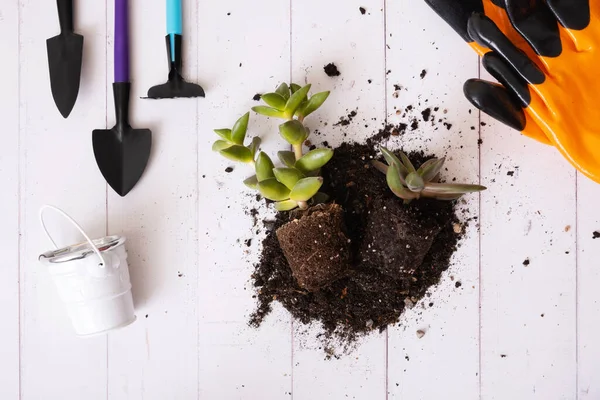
577;175;600;400
105;0;200;398
18;0;109;398
196;1;293;399
385;2;481;399
0;0;20;397
480;75;577;399
290;1;387;398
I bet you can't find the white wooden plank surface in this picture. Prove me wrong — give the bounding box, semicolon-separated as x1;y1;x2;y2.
18;0;109;398
0;0;20;397
196;1;293;399
290;0;387;399
577;175;600;400
2;1;598;399
386;2;481;399
105;0;200;398
480;74;577;399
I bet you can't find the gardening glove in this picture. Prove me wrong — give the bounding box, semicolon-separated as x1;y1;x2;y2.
425;0;600;184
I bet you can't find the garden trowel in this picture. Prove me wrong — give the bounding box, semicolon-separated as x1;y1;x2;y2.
146;0;205;99
93;0;152;197
46;0;84;118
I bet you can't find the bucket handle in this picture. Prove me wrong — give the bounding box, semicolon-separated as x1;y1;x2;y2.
39;205;106;268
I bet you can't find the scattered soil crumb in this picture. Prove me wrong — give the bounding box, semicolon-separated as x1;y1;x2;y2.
501;354;507;358
335;110;358;126
565;225;571;232
477;138;483;146
359;6;366;14
394;84;402;91
324;63;341;77
416;330;426;339
507;171;515;177
593;231;600;239
455;281;462;288
541;313;545;317
225;167;234;173
421;108;432;122
252;94;262;101
420;69;427;79
244;239;252;247
453;223;462;234
523;259;530;266
177;272;183;277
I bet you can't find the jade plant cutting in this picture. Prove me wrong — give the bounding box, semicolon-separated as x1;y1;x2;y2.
372;147;486;202
213;82;352;291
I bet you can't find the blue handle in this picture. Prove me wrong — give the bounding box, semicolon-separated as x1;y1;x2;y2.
167;0;182;62
167;0;182;34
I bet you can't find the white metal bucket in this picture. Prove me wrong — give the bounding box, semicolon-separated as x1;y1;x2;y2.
38;205;136;336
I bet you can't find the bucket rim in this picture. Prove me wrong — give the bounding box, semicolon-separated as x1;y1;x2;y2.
38;235;126;265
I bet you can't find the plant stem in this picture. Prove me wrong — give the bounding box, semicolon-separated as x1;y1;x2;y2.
297;201;308;210
293;144;303;161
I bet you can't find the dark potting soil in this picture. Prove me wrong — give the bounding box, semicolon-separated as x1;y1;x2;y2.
324;63;341;77
250;131;464;349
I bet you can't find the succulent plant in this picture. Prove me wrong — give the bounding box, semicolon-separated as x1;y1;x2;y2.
372;147;486;202
212;82;332;211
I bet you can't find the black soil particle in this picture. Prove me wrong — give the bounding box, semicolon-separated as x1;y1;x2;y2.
252;93;262;101
593;231;600;239
324;63;341;77
455;281;462;288
420;69;428;79
359;6;366;14
225;167;234;173
335;110;358;126
421;108;432;122
250;129;464;351
523;259;530;266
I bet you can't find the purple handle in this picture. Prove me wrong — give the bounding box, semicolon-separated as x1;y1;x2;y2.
114;0;129;82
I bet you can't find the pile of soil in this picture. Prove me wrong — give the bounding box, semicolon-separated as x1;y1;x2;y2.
250;129;465;349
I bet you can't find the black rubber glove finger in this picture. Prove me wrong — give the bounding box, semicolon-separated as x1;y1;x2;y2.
482;52;531;107
424;0;485;42
464;78;527;131
546;0;591;30
468;13;546;84
505;0;562;57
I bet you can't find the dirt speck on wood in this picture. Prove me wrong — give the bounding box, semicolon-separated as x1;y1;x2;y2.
324;63;341;77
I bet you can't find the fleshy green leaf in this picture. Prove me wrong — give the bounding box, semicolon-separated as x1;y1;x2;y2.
290;177;323;202
417;157;445;182
255;152;275;182
212;140;232;152
423;182;487;195
279;120;308;145
249;137;261;157
278;151;296;168
219;145;253;163
273;167;304;190
284;84;311;118
381;147;408;181
295;148;334;173
405;172;425;192
398;151;417;173
311;192;330;205
275;83;290;101
252;106;286;119
275;200;299;211
260;93;287;111
231;112;250;145
258;178;291;201
371;160;388;174
213;129;232;141
290;83;302;94
243;175;259;190
296;91;330;118
386;164;419;201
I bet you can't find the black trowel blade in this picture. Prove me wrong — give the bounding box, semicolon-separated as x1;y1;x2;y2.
46;32;83;118
92;127;152;197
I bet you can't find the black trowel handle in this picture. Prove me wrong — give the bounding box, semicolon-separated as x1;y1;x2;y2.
56;0;74;33
112;82;131;128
